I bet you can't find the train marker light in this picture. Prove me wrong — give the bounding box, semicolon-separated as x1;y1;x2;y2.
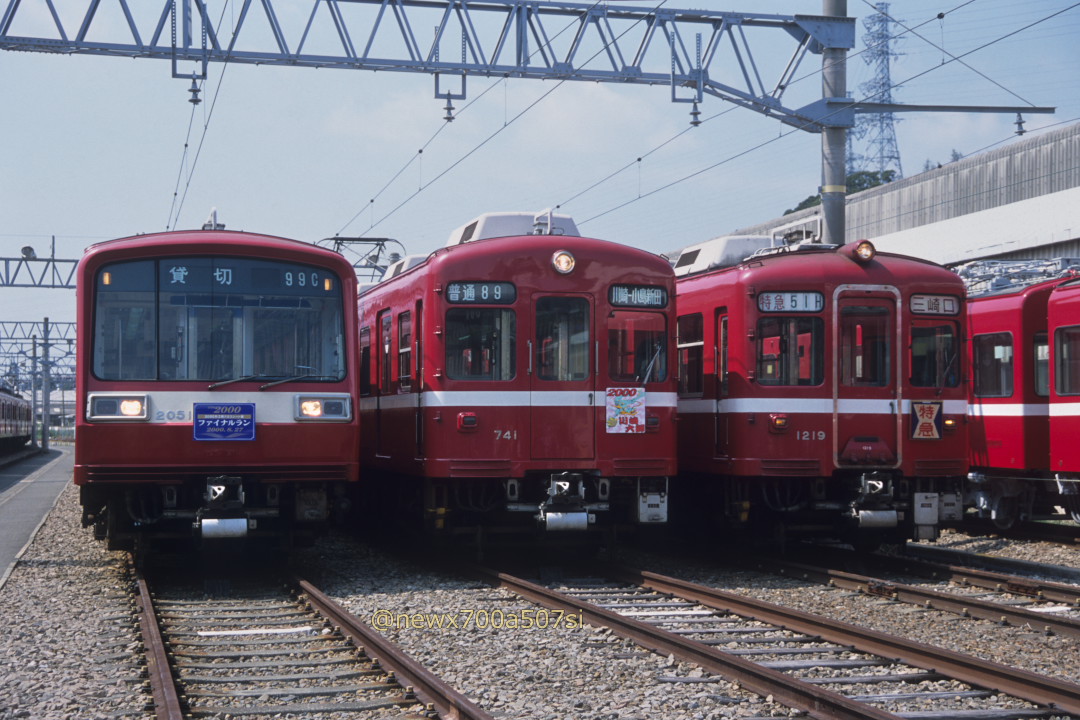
943;417;958;432
552;250;575;274
768;413;789;433
853;240;876;263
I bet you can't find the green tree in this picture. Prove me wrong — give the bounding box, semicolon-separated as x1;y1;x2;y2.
784;170;898;215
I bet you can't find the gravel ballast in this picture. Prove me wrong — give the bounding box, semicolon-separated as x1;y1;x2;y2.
3;477;1079;720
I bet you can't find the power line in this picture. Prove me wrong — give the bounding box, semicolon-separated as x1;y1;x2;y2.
574;2;1073;227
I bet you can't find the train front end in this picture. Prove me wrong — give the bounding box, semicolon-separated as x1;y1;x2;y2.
75;231;359;550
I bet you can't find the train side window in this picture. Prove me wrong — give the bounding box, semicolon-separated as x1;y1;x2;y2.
359;327;371;396
610;310;667;383
911;322;960;389
756;317;824;386
1054;325;1080;395
445;309;516;380
677;313;704;396
398;312;412;390
1034;332;1049;397
536;297;589;381
839;307;890;387
972;332;1013;397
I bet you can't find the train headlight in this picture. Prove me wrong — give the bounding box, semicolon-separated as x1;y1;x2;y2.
294;394;352;421
852;240;876;263
552;250;576;274
87;394;148;421
943;417;958;432
119;399;144;417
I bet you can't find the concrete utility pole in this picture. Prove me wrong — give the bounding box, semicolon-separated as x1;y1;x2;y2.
822;0;848;246
41;317;50;452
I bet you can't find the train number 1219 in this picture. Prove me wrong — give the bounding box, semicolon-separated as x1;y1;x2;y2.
797;430;826;441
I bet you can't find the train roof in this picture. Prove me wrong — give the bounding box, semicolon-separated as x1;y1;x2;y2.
445;210;579;246
673;235;776;276
82;230;344;261
954;258;1080;298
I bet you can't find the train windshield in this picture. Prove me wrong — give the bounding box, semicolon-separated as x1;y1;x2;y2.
910;322;960;388
536;297;590;381
93;257;346;382
445;309;516;380
609;310;667;382
756;317;824;386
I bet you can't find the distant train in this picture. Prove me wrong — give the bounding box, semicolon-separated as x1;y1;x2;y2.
358;212;676;536
959;258;1080;527
75;230;360;551
672;234;968;545
0;385;32;453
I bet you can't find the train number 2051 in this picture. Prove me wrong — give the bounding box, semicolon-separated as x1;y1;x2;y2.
796;430;826;441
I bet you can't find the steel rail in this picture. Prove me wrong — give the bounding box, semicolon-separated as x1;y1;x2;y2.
296;578;496;720
745;557;1080;639
606;565;1080;716
133;571;185;720
467;566;904;720
926;563;1080;606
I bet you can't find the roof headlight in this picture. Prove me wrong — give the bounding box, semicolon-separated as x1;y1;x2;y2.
552;250;576;274
853;240;876;263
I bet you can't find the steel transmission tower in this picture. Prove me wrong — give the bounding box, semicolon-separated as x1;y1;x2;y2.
850;3;903;178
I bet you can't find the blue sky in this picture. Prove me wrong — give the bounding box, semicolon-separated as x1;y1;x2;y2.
2;0;1077;326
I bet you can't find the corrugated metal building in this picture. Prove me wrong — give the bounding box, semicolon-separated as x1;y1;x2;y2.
732;121;1080;267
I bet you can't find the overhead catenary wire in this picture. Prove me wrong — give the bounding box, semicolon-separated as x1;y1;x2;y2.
332;0;670;238
166;1;240;232
572;1;1076;228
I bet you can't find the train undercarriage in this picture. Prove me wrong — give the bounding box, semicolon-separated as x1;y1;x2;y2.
80;478;349;555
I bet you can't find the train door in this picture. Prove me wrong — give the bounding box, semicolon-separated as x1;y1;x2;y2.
531;295;595;459
715;310;730;459
833;288;902;468
413;301;424;458
375;309;391;457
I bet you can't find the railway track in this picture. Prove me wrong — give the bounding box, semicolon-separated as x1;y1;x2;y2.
736;549;1080;639
132;561;493;719
462;561;1080;720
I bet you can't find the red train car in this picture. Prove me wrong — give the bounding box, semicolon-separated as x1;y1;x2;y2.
358;212;676;536
1047;276;1080;522
958;258;1080;526
75;230;360;551
0;385;32;453
674;236;967;544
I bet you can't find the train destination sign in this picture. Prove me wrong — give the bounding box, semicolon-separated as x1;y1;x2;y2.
910;294;960;315
609;285;668;308
446;281;516;304
757;291;824;313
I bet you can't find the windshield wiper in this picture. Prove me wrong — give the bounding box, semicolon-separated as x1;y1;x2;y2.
208;374;273;390
637;344;663;383
258;374;338;391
